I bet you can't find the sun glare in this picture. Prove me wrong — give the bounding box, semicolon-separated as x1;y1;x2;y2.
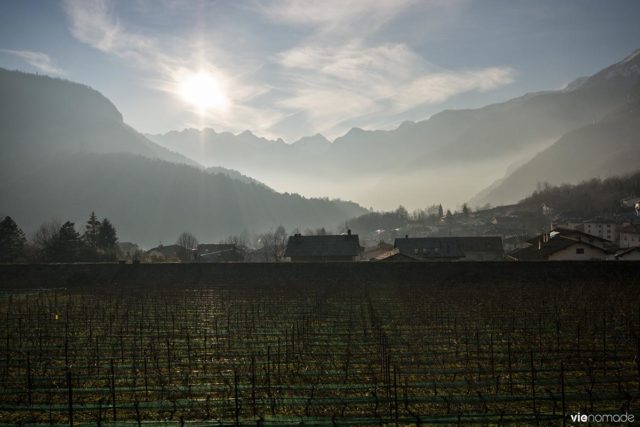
178;71;229;112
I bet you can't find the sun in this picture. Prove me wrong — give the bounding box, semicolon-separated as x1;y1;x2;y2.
178;71;229;112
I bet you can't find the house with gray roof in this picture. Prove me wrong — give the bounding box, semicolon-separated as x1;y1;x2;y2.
196;243;245;262
284;230;362;261
393;236;504;261
510;229;610;261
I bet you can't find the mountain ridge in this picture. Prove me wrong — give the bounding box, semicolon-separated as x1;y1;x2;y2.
0;68;367;246
147;48;640;210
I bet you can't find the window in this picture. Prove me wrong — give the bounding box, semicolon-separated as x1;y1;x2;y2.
576;248;585;254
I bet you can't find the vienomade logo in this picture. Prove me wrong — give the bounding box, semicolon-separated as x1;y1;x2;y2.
569;412;635;423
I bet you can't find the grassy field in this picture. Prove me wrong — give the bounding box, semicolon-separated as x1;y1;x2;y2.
1;279;639;425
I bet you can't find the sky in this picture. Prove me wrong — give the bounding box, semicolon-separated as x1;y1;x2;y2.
1;0;639;142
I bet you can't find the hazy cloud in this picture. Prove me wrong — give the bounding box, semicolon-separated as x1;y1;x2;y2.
63;0;174;70
274;41;514;136
257;0;416;35
0;49;65;75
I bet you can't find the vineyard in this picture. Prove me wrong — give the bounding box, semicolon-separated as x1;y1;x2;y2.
1;278;640;425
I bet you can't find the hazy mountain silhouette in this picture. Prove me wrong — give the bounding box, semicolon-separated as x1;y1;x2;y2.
471;92;640;206
0;69;198;168
472;50;640;206
148;49;640;210
0;69;366;246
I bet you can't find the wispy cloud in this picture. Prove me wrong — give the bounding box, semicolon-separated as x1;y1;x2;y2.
257;0;416;35
253;0;514;138
63;0;172;69
0;49;66;75
273;40;515;136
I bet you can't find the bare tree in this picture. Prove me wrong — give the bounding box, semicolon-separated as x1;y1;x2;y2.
176;232;199;249
30;220;62;261
220;231;249;247
257;225;288;262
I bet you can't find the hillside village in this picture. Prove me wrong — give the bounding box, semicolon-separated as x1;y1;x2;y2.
134;192;640;263
2;173;639;264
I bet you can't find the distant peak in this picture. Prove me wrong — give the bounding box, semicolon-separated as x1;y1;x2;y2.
345;127;365;136
294;133;330;144
238;130;254;137
398;120;415;130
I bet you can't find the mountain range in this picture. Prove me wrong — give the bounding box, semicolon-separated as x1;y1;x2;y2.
0;69;366;247
148;48;640;210
1;49;638;247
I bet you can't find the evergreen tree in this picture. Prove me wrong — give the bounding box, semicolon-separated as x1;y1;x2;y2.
438;204;444;219
97;218;118;250
462;203;470;217
0;216;27;262
49;221;83;262
84;211;100;248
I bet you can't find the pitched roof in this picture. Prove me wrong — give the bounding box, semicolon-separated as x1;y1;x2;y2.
394;236;503;259
377;250;423;262
284;234;361;258
527;227;610;246
146;244;191;259
615;246;640;259
196;244;245;262
363;242;394;259
393;237;465;259
197;243;238;254
511;234;609;261
582;217;619;224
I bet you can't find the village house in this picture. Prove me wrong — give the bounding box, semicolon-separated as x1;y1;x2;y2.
621;195;640;209
393;236;504;261
543;227;613;249
361;241;395;261
145;244;194;262
284;230;363;262
618;223;640;248
509;229;610;261
376;248;423;262
196;243;245;262
614;246;640;261
573;217;619;242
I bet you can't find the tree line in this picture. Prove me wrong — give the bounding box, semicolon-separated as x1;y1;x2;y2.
522;172;640;218
0;212;118;263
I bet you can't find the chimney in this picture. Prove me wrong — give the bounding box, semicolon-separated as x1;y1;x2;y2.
347;229;351;235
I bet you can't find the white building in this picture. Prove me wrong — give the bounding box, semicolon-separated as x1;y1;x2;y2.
510;229;610;261
579;218;619;242
618;224;640;248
